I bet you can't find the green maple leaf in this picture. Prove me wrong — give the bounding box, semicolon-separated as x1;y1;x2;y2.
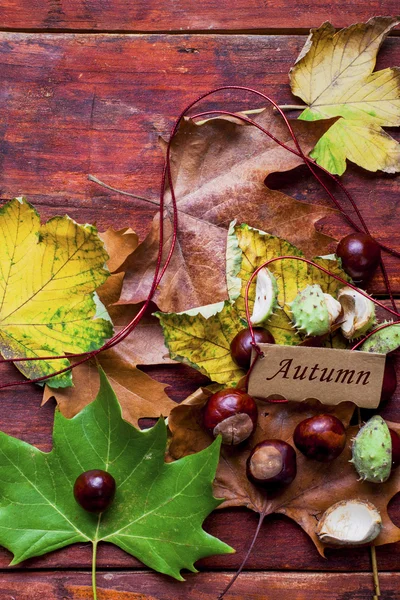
0;369;233;596
0;198;113;387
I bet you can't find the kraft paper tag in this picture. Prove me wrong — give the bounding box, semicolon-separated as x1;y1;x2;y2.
248;344;386;409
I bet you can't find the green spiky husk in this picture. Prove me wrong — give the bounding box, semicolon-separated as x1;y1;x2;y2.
351;416;392;483
289;284;330;337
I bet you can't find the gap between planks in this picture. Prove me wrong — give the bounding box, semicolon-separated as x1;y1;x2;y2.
0;27;400;36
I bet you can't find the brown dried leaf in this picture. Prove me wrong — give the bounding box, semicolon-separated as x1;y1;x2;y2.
118;108;338;313
169;393;400;555
100;227;139;273
42;354;176;427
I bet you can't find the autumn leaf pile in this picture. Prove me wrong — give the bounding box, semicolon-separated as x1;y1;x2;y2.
0;14;400;597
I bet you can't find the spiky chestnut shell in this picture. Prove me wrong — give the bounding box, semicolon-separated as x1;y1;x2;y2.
351;416;392;483
289;285;340;337
250;267;279;325
317;499;382;545
203;389;258;445
361;321;400;354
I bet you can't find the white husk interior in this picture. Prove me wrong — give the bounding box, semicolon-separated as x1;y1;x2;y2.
337;287;374;339
250;268;275;325
323;293;341;325
317;500;381;545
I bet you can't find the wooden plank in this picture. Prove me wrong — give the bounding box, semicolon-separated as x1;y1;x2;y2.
0;33;399;293
0;570;398;599
0;1;400;33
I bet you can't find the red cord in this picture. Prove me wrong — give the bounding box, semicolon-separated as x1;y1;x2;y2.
0;85;398;389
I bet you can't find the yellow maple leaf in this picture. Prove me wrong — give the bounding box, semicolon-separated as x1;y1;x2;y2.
0;198;113;387
290;16;400;175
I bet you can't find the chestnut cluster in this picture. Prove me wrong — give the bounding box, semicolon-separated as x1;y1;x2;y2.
202;389;352;488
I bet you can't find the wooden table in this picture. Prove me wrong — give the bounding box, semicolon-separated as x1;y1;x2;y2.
0;3;400;598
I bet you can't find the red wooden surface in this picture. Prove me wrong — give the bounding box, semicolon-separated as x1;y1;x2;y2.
1;7;400;600
0;1;400;32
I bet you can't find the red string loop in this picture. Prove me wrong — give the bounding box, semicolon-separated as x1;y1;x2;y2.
0;85;398;390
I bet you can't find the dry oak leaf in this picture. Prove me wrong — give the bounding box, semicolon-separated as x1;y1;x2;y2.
100;227;139;273
169;390;400;555
0;197;113;388
227;221;350;348
117;107;337;313
290;16;400;175
96;258;174;367
42;355;176;427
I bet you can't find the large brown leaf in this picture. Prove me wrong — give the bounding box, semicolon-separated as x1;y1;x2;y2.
169;391;400;555
117;109;338;313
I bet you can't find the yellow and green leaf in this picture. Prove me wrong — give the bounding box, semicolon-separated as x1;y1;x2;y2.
156;224;351;386
290;17;400;175
0;198;113;387
155;301;246;387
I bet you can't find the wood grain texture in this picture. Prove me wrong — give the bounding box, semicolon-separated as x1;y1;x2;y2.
0;570;399;599
1;23;400;599
0;33;399;293
0;1;400;32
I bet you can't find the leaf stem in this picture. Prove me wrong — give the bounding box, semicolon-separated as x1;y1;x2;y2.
92;539;98;600
275;104;306;111
371;546;381;598
218;511;266;599
88;174;159;206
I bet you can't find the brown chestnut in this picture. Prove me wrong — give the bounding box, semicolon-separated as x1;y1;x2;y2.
293;414;346;462
74;469;116;513
230;327;275;370
389;429;400;470
298;336;325;347
381;359;397;403
203;388;258;445
246;439;297;486
336;232;381;284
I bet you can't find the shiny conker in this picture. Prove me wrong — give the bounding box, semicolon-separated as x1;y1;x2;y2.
246;439;297;486
203;388;258;445
230;327;275;369
336;232;381;284
74;469;116;513
293;414;346;462
381;359;397;403
389;429;400;470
